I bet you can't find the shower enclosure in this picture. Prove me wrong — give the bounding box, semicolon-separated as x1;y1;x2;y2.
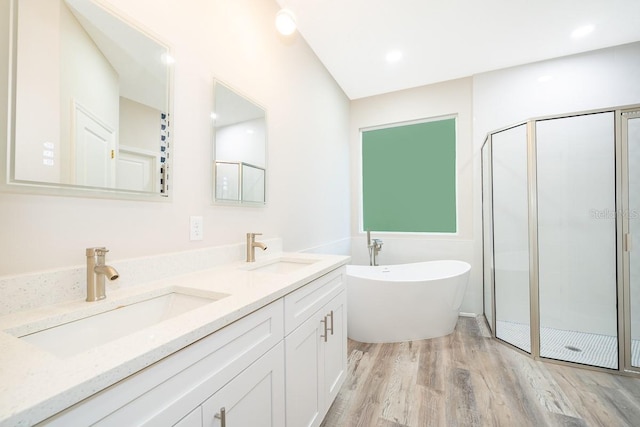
482;105;640;374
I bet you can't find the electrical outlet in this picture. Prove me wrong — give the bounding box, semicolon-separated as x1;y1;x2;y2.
190;216;203;241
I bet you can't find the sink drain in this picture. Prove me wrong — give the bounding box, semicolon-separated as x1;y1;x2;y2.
565;345;582;352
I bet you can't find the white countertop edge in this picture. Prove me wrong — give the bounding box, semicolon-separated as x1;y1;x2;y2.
0;252;350;427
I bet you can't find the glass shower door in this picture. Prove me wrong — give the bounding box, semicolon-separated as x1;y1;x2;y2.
491;124;531;352
536;112;618;369
626;111;640;369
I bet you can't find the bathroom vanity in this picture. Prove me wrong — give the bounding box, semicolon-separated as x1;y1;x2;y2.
0;253;349;427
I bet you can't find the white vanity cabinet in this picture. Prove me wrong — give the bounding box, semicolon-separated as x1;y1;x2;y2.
284;267;347;427
37;264;347;427
40;300;285;427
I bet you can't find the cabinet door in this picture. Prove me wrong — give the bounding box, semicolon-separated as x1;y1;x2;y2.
322;291;347;407
202;342;285;427
285;310;324;427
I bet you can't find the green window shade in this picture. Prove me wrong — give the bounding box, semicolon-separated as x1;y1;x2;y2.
362;118;456;233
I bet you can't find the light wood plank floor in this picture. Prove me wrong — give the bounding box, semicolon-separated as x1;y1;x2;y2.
321;316;640;427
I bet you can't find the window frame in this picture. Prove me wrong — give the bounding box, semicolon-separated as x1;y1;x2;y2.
359;114;459;235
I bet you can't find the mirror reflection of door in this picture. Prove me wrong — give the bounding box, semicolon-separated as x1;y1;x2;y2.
73;103;116;188
116;148;157;192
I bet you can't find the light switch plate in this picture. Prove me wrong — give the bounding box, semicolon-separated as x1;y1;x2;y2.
190;216;203;241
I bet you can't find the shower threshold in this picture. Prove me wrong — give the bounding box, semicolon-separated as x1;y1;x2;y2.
495;320;640;369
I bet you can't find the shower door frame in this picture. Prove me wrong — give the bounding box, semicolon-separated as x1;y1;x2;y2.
482;103;640;377
621;107;640;374
480;136;496;335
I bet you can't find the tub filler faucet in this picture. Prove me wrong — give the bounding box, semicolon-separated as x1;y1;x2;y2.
367;230;383;266
246;232;267;262
86;247;119;302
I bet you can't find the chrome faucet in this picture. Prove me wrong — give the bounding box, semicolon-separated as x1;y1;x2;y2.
366;230;383;266
86;247;119;302
246;233;267;262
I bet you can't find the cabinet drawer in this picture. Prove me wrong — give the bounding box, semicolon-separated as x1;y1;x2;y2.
284;267;345;335
41;299;284;427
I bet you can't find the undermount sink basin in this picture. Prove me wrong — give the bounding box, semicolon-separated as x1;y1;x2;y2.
242;257;321;274
17;289;228;358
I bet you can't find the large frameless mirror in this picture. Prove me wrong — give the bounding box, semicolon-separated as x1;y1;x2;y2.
4;0;173;198
212;80;266;205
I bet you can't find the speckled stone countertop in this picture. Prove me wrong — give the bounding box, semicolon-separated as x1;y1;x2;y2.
0;252;350;427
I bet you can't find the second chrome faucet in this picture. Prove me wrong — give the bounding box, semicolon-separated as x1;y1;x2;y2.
246;233;267;262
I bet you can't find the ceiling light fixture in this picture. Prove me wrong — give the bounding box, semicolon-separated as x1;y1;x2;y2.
275;8;297;36
571;24;594;39
537;75;553;83
386;50;403;63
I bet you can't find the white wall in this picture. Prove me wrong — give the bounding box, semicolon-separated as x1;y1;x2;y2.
0;0;350;276
349;77;479;314
473;42;640;141
13;0;61;184
4;0;639;327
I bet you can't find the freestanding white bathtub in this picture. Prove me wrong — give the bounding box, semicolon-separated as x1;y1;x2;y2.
347;260;471;343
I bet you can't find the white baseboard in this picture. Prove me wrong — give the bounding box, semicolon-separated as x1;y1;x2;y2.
459;312;478;317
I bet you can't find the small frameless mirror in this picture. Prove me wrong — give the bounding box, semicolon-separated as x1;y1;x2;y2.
212;80;266;205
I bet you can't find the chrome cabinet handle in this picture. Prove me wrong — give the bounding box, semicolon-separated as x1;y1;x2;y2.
328;310;334;335
214;407;226;427
320;316;328;342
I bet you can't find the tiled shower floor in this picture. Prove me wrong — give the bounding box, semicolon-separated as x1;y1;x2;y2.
496;320;640;369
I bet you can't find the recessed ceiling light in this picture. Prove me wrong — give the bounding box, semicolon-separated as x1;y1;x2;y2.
210;112;217;120
571;24;594;39
386;50;403;63
275;9;297;36
537;75;553;83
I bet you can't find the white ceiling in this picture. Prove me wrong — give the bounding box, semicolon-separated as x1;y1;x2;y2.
276;0;640;100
